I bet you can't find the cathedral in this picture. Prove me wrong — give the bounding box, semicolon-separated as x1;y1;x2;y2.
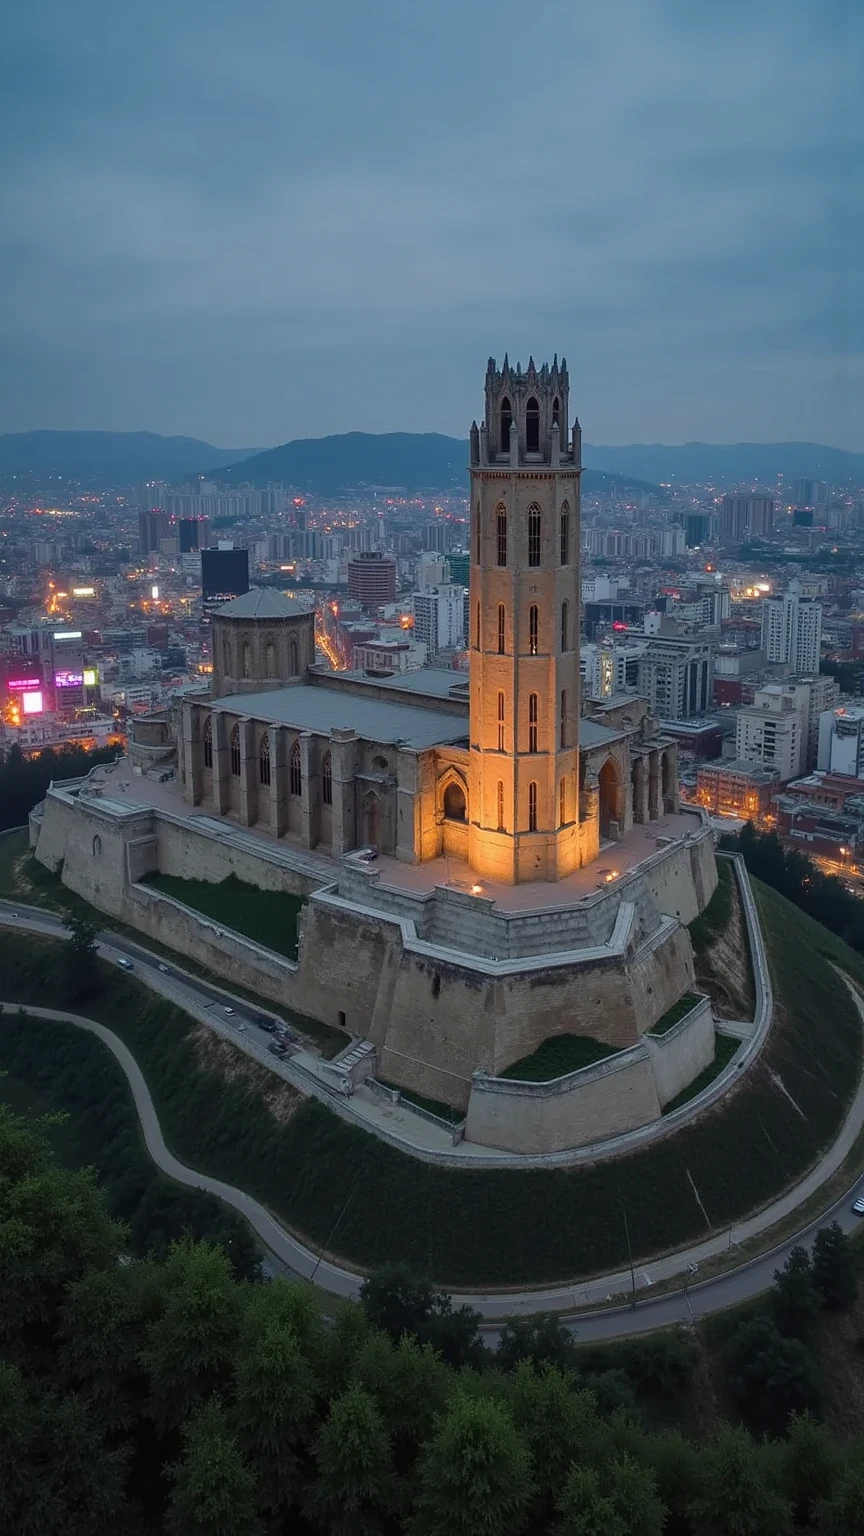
142;355;680;884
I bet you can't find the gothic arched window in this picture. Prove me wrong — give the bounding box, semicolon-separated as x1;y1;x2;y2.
528;502;541;567
496;779;505;832
560;689;567;749
476;502;481;563
526;395;540;453
497;690;505;752
289;740;302;796
528;781;538;833
560;499;570;565
242;641;252;679
561;600;569;653
529;604;539;655
289;640;298;675
259;731;271;786
500;396;512;454
559;777;566;827
222;638;231;675
443;780;467;822
552;395;560;427
266;641;277;678
230;724;241;776
496;502;507;567
322;750;332;806
203;715;213;769
497;603;505;655
476;601;481;649
528;693;538;753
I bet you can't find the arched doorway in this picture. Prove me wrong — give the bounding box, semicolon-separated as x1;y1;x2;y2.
362;791;379;850
598;758;620;840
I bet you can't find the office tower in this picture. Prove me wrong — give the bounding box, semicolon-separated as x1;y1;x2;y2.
720;495;774;541
346;552;397;610
684;512;713;547
138;509;173;557
413;585;466;655
201;548;250;610
178;516;210;553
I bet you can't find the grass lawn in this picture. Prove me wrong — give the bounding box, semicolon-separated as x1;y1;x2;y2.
0;875;860;1288
662;1034;739;1113
649;992;703;1036
377;1080;464;1124
143;871;303;960
689;858;734;957
500;1033;620;1081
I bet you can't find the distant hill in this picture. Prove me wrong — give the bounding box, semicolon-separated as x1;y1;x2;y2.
581;440;864;485
208;432;661;497
0;431;259;480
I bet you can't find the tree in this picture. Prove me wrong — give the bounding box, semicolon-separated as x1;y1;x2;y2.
725;1314;822;1437
352;1330;452;1462
771;1245;822;1338
141;1238;242;1431
231;1291;317;1515
498;1311;580;1371
62;911;101;1001
359;1262;484;1368
688;1425;793;1536
165;1398;263;1536
817;1449;864;1534
507;1365;602;1507
812;1223;857;1312
779;1411;841;1528
304;1383;397;1536
644;1428;703;1533
58;1264;152;1430
556;1454;666;1536
409;1393;534;1536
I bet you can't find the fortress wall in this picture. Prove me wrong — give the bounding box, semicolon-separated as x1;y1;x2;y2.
126;884;300;1003
628;921;697;1037
646;994;715;1107
464;1047;662;1154
152;817;320;897
639;824;717;925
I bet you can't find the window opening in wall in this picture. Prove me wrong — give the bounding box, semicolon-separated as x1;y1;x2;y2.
242;641;252;679
259;731;271;786
529;781;538;832
289;740;302;795
230;724;241;776
528;692;538;753
289;640;298;675
529;605;539;655
552;395;560;426
203;716;213;769
266;642;277;678
497;779;505;831
322;750;332;806
560;500;570;565
222;639;231;675
497;690;505;752
560;689;567;749
526;395;540;452
528;502;541;567
497;603;505;654
559;777;566;827
338;1010;346;1029
443;780;467;822
496;502;507;566
500;396;512;454
476;602;481;648
92;834;102;858
560;600;568;653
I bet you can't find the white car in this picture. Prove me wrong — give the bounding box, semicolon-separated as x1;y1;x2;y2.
117;957;134;971
223;1006;235;1016
158;964;169;973
852;1197;864;1215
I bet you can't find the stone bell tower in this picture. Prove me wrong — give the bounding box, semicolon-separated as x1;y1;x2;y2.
467;355;582;883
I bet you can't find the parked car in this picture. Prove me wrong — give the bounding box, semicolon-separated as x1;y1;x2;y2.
223;1006;235;1016
853;1197;864;1215
158;963;169;973
268;1041;288;1057
117;957;134;971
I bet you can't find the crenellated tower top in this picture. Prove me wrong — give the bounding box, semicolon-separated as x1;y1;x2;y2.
469;354;580;468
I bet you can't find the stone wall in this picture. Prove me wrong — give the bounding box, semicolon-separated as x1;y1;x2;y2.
645;994;714;1107
465;1048;662;1153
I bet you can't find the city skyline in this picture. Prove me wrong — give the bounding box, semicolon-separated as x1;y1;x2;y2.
2;0;861;449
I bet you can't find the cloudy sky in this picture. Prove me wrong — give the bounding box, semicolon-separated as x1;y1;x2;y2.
1;0;861;448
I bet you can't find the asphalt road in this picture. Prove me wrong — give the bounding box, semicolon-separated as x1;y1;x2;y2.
3;896;864;1340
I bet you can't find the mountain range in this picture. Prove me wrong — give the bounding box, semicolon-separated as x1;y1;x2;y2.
0;428;861;492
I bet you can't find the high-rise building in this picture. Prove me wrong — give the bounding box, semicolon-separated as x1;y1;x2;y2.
735;683;810;782
720;494;774;541
412;585;466;655
684;512;713;547
178;516;210;553
761;579;822;674
347;552;397;610
636;636;712;720
422;520;455;554
447;550;470;587
138;509;172;557
467;355;580;881
817;706;864;779
792;478;828;508
201;548;250;611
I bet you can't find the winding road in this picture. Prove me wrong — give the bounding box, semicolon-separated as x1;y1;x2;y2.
3;896;864;1340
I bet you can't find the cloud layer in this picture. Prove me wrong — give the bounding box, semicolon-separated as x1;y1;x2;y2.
1;0;861;447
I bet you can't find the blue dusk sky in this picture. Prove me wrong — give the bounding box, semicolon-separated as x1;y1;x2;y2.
1;0;861;447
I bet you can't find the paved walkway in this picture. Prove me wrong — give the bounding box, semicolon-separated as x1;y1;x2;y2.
4;983;864;1340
